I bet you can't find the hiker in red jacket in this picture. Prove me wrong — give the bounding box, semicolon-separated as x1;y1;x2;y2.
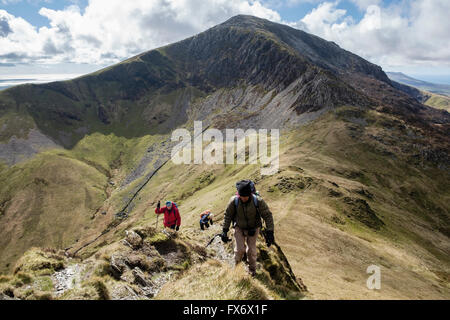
155;201;181;231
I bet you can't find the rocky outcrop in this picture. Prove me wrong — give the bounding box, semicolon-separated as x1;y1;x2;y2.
3;223;308;300
342;197;384;230
125;231;143;249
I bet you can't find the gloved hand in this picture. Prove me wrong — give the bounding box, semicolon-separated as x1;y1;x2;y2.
176;225;180;231
157;201;161;208
220;228;230;243
265;230;275;247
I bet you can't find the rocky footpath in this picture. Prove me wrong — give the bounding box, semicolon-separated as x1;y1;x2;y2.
0;223;307;300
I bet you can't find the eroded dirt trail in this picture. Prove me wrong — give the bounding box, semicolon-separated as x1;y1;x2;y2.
52;264;84;297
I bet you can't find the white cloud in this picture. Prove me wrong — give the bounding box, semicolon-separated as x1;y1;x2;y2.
0;0;449;74
294;0;450;69
299;2;352;39
0;0;280;65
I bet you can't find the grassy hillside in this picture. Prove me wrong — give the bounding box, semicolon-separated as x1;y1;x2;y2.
1;85;448;298
1;102;449;299
0;131;170;273
42;105;447;300
424;93;450;112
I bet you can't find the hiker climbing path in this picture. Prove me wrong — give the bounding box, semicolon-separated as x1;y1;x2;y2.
45;173;307;300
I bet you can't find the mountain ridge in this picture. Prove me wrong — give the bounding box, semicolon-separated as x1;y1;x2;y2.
2;14;447;154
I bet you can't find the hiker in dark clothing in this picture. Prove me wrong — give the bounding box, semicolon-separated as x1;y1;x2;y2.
155;201;181;231
200;210;214;230
221;180;275;275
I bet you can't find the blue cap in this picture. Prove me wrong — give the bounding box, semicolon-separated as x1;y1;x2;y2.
166;201;172;206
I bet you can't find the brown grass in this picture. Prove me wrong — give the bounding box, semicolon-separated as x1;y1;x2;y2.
156;260;275;300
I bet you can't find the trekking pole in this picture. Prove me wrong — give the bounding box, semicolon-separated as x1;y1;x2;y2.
155;200;161;229
206;234;220;248
206;234;230;248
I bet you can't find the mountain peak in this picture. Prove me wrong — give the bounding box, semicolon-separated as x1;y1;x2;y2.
209;15;388;84
220;14;273;28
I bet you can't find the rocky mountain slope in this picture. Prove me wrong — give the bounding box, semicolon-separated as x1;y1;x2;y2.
0;15;449;299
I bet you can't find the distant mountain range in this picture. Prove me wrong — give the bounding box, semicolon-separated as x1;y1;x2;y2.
387;72;450;96
0;74;83;91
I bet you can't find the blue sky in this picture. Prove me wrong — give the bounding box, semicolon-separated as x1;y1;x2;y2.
274;0;365;22
1;0;449;85
2;0;81;27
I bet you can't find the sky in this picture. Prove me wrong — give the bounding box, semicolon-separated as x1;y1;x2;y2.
1;0;450;86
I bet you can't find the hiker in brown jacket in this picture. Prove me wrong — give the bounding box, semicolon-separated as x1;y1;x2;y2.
221;180;275;275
